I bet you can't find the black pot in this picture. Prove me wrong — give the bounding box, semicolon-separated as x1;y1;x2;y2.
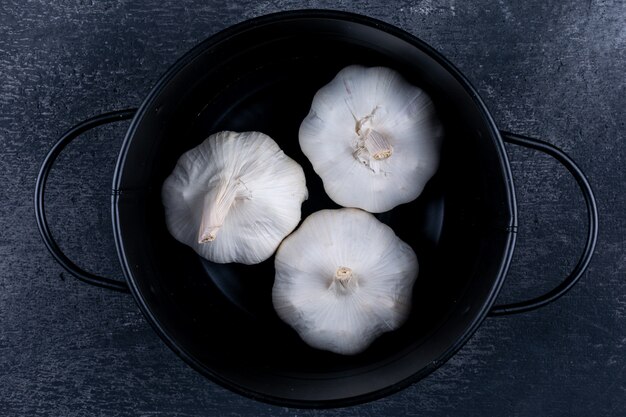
35;10;598;408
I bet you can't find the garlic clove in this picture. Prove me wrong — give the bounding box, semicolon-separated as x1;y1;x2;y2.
162;131;308;265
299;65;442;213
272;208;418;355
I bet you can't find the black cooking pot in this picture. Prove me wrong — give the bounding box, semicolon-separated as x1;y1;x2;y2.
35;10;598;408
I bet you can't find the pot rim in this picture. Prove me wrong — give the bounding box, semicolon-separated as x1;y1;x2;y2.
111;9;517;408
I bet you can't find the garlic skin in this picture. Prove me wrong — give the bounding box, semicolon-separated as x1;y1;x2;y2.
162;131;308;265
272;208;418;355
299;65;442;213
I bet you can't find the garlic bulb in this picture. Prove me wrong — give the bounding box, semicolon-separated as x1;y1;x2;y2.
299;65;442;213
272;208;418;355
162;131;308;265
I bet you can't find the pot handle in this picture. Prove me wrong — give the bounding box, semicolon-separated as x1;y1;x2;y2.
489;131;598;316
35;109;137;292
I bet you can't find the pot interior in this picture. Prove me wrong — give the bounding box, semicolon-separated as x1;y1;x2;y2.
113;11;515;406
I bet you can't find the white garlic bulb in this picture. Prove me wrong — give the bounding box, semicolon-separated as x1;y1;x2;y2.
162;131;308;265
299;65;442;213
272;208;418;355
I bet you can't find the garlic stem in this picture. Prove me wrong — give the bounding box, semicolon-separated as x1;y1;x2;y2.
352;107;392;166
198;179;249;243
363;129;393;160
330;266;357;293
335;266;353;283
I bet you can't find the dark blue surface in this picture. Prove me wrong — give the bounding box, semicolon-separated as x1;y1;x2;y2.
1;1;624;416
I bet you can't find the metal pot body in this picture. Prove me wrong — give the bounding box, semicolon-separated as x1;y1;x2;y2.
112;11;516;407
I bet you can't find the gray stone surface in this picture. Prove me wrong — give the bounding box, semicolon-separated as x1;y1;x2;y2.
1;0;624;416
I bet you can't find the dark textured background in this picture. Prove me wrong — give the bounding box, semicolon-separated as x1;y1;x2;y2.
1;0;625;416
